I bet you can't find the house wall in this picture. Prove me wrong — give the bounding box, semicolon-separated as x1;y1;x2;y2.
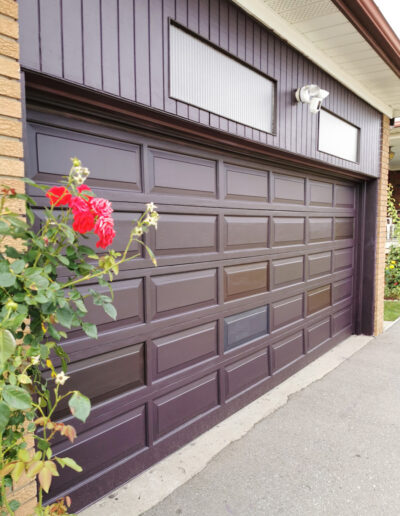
18;0;382;178
0;1;36;515
374;115;390;335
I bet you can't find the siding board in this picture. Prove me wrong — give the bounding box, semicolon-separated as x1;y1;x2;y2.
20;0;382;178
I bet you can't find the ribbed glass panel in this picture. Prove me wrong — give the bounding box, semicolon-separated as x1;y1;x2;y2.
170;25;275;134
318;110;359;162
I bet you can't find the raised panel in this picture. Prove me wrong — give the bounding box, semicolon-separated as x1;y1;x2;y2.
309;180;333;206
225;165;268;202
309;217;333;243
307;284;331;315
335;218;354;240
272;256;304;288
308;251;332;279
34;129;141;190
333;278;353;303
57;344;145;413
153;373;219;439
335;185;354;208
225;349;269;399
224;306;268;352
151;269;217;319
334;248;353;271
271;294;303;331
224;262;268;301
333;307;352;335
51;406;146;493
335;184;354;207
80;279;144;328
272;331;304;372
307;318;330;351
272;217;305;246
154;322;217;376
155;214;217;254
149;149;217;197
224;216;268;250
273;174;305;204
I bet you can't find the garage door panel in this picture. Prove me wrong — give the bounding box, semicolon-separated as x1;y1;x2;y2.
150;269;218;319
332;306;353;335
55;343;145;417
272;217;305;246
224;164;269;202
271;294;304;331
29;123;142;193
149;148;217;197
308;251;332;279
272;331;305;373
307;284;332;315
309;180;333;206
154;213;218;255
333;247;353;271
335;217;354;239
224;216;269;251
335;184;355;208
308;217;333;243
51;405;146;493
153;321;218;378
307;317;331;351
225;349;269;400
224;305;269;352
271;256;304;289
273;174;305;205
153;373;219;440
224;262;269;301
333;278;353;304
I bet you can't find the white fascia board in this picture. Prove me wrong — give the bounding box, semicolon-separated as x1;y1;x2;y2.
233;0;393;118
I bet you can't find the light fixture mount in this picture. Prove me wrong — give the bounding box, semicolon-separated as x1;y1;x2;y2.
295;84;329;114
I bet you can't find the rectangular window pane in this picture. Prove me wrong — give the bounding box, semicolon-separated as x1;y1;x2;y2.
170;25;275;134
318;110;359;162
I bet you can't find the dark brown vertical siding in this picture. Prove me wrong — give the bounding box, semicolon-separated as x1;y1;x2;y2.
19;0;382;178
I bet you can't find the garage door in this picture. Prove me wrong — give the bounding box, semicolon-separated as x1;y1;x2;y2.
26;108;359;510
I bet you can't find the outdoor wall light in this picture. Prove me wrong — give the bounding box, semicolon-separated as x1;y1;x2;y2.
295;84;330;114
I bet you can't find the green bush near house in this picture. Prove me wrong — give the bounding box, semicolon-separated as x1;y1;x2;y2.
384;246;400;300
384;300;400;321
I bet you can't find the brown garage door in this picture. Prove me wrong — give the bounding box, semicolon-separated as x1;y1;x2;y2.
26;108;359;510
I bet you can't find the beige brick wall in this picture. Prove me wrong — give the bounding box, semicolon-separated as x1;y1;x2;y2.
374;114;390;336
0;1;36;514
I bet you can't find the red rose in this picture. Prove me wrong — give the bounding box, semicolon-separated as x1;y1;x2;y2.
90;198;113;218
94;216;116;248
77;185;91;193
46;186;72;206
72;212;95;234
69;196;90;216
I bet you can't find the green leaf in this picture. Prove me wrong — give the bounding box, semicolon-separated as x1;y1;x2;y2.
0;221;9;234
59;223;75;244
56;307;74;329
0;272;15;287
2;385;32;411
103;303;117;320
10;259;25;274
68;392;91;423
58;255;70;266
82;322;97;339
74;299;87;313
9;500;20;512
0;329;16;369
61;457;83;473
0;402;10;434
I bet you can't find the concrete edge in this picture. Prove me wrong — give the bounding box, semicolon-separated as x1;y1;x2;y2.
383;317;400;332
81;333;373;516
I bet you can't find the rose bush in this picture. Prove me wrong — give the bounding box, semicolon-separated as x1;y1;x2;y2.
0;158;158;515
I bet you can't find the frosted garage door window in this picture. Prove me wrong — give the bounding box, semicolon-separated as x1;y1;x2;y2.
318;110;359;162
170;25;275;134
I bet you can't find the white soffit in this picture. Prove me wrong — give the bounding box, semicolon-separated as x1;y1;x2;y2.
233;0;399;117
